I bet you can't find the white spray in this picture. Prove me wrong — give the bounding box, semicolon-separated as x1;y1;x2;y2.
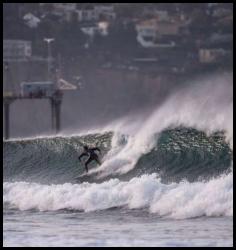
85;72;233;177
3;171;233;219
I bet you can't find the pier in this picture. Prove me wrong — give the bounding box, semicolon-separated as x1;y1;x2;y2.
3;92;63;140
3;60;78;140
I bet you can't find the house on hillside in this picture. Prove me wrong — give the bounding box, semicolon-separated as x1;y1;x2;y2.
135;18;184;48
23;13;41;28
3;40;32;61
94;5;116;21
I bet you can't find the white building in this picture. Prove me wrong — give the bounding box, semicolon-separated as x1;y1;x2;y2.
40;3;116;23
154;10;169;21
55;3;77;12
80;21;110;39
211;6;232;18
81;25;98;37
98;21;109;36
80;23;107;37
40;3;78;22
53;3;77;22
94;5;116;20
76;8;98;22
136;18;183;48
23;13;41;28
76;4;116;22
3;40;32;61
40;3;77;13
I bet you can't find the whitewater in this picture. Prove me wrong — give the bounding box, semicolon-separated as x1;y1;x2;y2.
3;72;233;247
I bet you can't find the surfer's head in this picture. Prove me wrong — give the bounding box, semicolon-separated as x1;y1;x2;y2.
83;145;88;151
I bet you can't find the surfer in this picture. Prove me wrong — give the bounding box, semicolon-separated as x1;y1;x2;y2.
78;145;101;173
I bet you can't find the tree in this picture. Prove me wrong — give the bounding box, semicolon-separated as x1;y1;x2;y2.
105;21;138;58
55;20;88;58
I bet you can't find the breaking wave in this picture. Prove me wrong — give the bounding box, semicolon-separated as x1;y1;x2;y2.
3;172;232;219
3;128;232;184
3;72;233;218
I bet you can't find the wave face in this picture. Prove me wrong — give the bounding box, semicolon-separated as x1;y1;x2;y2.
3;128;232;184
3;133;112;184
133;128;232;183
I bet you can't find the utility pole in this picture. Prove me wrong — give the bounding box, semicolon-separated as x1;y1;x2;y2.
44;38;55;81
50;91;63;134
3;62;12;140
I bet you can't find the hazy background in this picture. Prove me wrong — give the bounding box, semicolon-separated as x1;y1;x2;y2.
3;3;233;138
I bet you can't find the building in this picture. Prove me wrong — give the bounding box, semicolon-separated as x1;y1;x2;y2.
97;21;109;36
135;18;182;48
3;40;32;61
21;81;55;98
211;6;232;18
80;24;98;36
39;3;116;23
39;3;77;22
94;5;116;20
154;10;169;21
76;8;98;22
136;19;157;47
80;21;110;37
23;13;41;28
39;3;77;13
199;48;229;63
76;4;116;22
54;3;77;12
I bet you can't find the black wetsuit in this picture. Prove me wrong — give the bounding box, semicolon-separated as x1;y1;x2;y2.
78;147;101;172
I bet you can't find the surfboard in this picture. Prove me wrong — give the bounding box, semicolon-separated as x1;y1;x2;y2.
75;172;88;179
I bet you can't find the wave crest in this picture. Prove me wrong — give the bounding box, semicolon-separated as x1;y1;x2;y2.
3;172;232;219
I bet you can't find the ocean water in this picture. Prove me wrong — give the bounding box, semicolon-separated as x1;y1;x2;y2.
3;208;233;247
3;73;233;247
